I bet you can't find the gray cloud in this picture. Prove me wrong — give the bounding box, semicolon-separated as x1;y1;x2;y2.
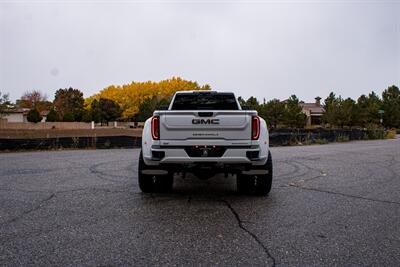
0;1;399;102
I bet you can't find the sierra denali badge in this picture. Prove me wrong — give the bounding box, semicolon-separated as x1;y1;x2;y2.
192;118;220;125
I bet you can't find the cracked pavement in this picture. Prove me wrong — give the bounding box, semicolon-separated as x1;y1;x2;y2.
1;138;400;266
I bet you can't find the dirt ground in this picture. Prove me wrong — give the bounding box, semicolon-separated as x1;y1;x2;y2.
0;128;143;139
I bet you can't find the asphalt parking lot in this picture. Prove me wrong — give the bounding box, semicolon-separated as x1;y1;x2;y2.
1;138;399;266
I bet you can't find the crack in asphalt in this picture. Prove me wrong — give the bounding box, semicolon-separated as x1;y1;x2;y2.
280;158;330;187
55;187;133;195
288;184;400;206
1;193;55;226
1;206;128;243
281;154;400;207
149;195;277;265
0;186;134;195
0;187;139;227
89;161;131;183
219;199;276;267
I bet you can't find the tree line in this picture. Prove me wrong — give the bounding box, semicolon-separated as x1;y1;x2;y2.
0;77;210;124
238;85;399;129
1;79;399;129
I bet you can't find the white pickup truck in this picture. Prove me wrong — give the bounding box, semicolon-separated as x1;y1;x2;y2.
139;91;272;195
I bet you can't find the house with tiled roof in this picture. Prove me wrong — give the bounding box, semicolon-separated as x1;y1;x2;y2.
299;97;325;126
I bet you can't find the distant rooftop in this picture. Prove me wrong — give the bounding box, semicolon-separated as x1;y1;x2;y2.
4;108;30;114
299;97;324;114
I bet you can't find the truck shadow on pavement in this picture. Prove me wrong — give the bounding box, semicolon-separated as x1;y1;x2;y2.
133;173;277;266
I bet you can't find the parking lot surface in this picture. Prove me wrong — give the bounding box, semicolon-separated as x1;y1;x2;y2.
1;138;399;266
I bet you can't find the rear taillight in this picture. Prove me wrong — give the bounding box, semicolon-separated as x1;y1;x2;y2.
151;116;160;140
251;116;260;140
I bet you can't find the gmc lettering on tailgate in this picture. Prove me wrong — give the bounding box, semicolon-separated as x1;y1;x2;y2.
192;119;220;125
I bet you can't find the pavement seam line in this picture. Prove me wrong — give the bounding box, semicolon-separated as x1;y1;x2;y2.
220;199;276;267
288;185;400;205
1;193;56;226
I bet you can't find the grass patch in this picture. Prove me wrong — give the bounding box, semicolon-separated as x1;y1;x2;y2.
336;135;350;142
315;138;328;145
386;129;397;139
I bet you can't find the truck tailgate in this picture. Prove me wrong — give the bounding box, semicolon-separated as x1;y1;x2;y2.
155;110;256;140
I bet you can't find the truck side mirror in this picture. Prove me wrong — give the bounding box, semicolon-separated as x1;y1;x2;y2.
241;105;250;110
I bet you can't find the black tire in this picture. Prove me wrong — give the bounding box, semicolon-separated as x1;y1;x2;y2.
237;151;273;196
138;150;173;193
254;151;273;195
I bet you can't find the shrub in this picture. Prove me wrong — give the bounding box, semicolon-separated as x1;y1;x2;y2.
315;138;328;144
336;135;350;142
365;124;385;139
81;111;92;122
386;129;397;139
27;109;42;123
46;109;60;122
63;112;75;122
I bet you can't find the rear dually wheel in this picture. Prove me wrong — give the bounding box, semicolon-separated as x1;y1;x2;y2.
138;150;173;193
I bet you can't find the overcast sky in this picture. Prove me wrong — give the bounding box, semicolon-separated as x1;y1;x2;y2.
0;0;399;103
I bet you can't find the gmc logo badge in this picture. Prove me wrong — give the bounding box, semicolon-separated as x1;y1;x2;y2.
192;118;220;125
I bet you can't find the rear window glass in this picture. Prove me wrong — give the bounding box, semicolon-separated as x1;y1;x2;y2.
171;93;239;110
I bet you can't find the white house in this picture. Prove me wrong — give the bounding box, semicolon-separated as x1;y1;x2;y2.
2;108;29;123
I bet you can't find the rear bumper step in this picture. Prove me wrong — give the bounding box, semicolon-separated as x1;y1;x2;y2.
141;170;169;175
241;169;269;175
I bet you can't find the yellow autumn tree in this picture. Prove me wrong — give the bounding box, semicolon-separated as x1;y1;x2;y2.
85;77;211;120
